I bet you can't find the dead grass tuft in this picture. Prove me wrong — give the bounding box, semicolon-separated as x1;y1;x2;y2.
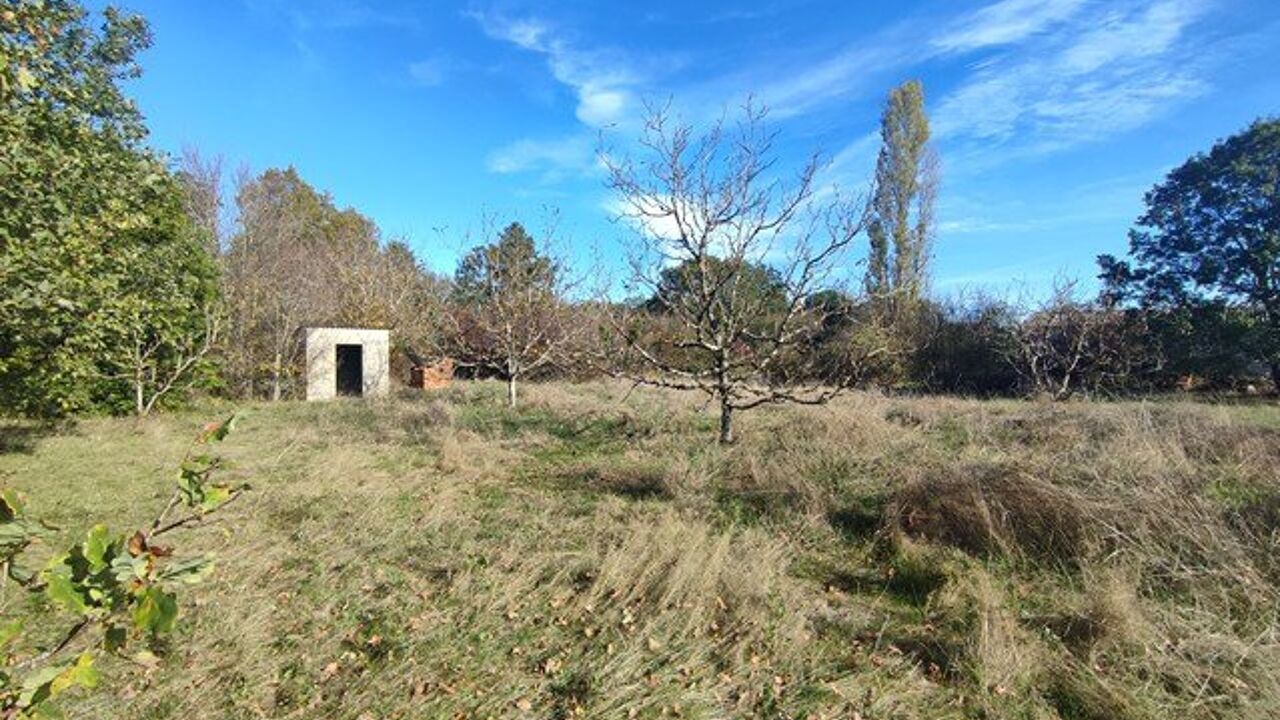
888;463;1096;564
556;459;674;500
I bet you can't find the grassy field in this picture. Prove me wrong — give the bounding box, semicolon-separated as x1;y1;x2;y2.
2;381;1278;719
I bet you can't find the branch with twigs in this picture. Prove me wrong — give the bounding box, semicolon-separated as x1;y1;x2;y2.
0;414;248;714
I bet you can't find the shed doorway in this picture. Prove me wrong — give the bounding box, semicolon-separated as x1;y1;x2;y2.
335;344;364;396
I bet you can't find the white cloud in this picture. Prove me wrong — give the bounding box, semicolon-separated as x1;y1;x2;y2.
601;194;749;267
470;11;638;127
486;134;596;179
692;0;1078;121
753;44;909;120
472;0;1220;184
933;0;1212;157
1058;0;1199;72
575;87;626;126
933;0;1088;53
812;131;879;202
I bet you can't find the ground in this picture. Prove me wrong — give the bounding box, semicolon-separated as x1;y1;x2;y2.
1;381;1278;719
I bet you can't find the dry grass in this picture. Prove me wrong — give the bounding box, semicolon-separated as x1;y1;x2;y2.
1;381;1278;719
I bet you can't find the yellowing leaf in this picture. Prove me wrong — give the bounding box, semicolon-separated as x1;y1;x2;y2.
133;587;178;635
84;524;112;571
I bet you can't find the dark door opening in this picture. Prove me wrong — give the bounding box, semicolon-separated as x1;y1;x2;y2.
336;344;364;397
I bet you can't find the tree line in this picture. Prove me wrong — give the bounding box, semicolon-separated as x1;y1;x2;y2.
3;2;1277;442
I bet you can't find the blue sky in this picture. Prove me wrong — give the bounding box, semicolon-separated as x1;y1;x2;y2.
103;0;1280;296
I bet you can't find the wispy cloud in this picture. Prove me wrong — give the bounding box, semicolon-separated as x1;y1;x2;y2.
934;254;1074;292
812;130;880;202
486;134;597;180
695;15;933;121
752;44;912;120
469;11;640;127
934;0;1213;159
472;0;1224;186
936;169;1156;241
933;0;1087;52
408;57;449;87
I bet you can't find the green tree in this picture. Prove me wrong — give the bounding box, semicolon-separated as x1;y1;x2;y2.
1098;118;1280;390
645;258;786;316
865;80;937;314
105;205;222;416
454;222;555;305
223;168;342;400
0;1;218;416
222;167;446;399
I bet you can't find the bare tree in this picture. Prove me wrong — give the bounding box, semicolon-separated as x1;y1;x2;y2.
125;305;221;416
601;101;870;444
371;240;451;359
1007;279;1160;400
220;167;450;399
177;147;225;255
447;220;581;407
222;168;334;400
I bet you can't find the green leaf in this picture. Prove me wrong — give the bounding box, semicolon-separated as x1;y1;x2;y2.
42;561;89;616
0;520;39;557
53;653;98;694
7;560;37;585
0;489;24;521
82;525;111;572
110;553;150;584
102;625;127;653
199;485;231;512
156;556;214;585
0;618;24;648
133;587;178;635
15;66;36;92
17;652;98;710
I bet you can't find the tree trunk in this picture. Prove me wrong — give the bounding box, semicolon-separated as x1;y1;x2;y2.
718;397;735;445
271;351;283;402
134;364;145;417
507;374;518;408
1270;360;1280;396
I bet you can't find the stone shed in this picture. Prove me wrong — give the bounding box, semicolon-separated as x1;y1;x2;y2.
304;327;390;401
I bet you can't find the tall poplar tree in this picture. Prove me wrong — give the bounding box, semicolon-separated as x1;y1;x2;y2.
864;80;937;317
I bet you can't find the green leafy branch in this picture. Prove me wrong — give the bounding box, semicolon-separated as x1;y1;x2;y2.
0;414;247;718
